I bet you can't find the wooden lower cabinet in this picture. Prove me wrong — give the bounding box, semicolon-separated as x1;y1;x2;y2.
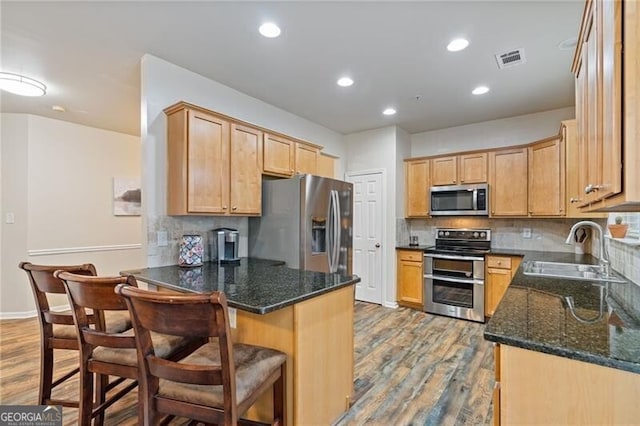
397;250;424;309
495;345;640;425
235;285;354;425
485;255;521;317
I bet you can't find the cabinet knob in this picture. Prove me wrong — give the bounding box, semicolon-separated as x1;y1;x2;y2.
232;206;237;211
570;197;582;203
584;184;603;194
222;206;228;210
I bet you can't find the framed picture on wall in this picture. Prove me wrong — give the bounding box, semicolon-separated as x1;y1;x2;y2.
113;177;141;216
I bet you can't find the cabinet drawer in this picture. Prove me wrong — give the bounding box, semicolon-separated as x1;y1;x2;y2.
487;256;512;269
398;251;423;262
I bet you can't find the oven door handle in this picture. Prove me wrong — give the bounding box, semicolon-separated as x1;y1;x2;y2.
424;274;484;285
424;253;485;262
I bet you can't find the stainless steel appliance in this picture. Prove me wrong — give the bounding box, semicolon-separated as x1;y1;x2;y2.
248;174;352;274
424;228;491;322
210;228;240;263
430;183;489;216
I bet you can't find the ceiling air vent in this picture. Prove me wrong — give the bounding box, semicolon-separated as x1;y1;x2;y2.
495;48;526;69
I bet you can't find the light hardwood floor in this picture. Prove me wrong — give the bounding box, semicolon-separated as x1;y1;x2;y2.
0;302;494;425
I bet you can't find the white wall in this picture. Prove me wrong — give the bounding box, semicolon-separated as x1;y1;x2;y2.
141;54;346;266
395;127;411;218
410;106;575;157
345;126;399;308
0;114;143;317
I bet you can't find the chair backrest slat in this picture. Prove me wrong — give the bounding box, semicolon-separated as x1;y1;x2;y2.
147;356;223;385
83;330;136;349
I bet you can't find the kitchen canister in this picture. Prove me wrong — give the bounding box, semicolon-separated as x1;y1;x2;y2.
178;234;204;267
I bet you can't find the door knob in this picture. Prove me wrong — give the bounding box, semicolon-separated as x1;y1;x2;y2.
375;243;381;248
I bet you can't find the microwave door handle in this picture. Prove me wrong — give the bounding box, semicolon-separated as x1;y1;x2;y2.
472;189;478;211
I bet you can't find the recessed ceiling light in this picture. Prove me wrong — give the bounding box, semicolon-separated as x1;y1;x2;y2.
0;72;46;96
52;105;66;112
383;108;396;116
259;22;281;38
337;77;354;87
447;38;469;52
472;86;490;95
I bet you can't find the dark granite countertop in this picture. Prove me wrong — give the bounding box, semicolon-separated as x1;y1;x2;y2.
122;258;360;315
484;251;640;374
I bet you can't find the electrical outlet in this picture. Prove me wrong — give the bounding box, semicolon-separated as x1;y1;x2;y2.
5;213;15;224
157;230;168;247
522;228;532;239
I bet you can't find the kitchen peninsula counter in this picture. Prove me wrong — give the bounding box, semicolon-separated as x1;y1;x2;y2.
123;257;359;314
123;258;360;425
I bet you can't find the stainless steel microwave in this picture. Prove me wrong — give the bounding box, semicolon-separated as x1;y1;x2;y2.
430;183;489;216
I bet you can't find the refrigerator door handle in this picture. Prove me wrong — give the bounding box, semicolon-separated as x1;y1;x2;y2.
327;191;335;273
332;190;341;273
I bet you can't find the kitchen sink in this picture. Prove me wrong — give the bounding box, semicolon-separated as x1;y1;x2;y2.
522;261;627;283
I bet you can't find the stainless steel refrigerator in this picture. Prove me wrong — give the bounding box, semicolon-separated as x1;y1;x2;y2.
248;174;352;274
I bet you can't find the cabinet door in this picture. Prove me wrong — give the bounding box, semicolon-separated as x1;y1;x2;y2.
585;4;602;204
317;154;336;178
599;0;623;200
489;148;528;216
263;133;295;177
187;110;229;214
528;139;565;216
405;159;430;218
230;124;262;215
459;152;488;184
485;267;512;317
431;156;457;186
295;143;318;175
397;251;423;309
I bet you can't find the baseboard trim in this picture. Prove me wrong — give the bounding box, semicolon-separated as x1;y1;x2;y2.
28;243;142;257
0;304;70;320
383;301;399;309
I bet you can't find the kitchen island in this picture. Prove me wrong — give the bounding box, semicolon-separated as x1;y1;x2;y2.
484;251;640;424
124;258;361;426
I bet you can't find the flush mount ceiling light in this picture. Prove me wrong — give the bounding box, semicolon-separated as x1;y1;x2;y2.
259;22;281;38
383;108;397;116
0;72;46;96
337;77;354;87
558;36;578;50
472;86;490;95
447;38;469;52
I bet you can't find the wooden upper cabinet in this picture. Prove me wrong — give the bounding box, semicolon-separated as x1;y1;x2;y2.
431;153;487;186
229;124;262;215
317;153;336;178
165;102;263;216
295;143;318;175
528;138;565;216
489;148;528;216
431;156;457;186
405;159;430;218
459;153;488;184
263;133;295;177
165;105;230;215
572;0;639;211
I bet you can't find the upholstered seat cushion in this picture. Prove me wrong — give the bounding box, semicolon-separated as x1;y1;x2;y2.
92;329;192;367
157;342;286;407
52;310;131;339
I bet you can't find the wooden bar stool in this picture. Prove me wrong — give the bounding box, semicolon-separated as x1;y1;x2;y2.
18;262;130;408
56;272;206;426
116;285;287;426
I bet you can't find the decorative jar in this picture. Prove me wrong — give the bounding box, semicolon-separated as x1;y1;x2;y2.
178;234;204;267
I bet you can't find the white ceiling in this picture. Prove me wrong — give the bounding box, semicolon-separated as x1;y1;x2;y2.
1;1;583;137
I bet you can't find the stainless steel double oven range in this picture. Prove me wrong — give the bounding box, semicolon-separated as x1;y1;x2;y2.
424;228;491;323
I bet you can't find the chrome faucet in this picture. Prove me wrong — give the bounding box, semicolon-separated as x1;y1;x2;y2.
565;221;610;275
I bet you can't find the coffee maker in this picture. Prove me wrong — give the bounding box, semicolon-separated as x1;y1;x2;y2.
210;228;240;263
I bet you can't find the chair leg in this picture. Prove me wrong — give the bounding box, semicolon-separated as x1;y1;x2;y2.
39;344;54;405
93;373;108;426
273;365;285;426
78;365;94;426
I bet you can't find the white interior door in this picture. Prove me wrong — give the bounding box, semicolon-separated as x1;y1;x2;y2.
347;171;383;304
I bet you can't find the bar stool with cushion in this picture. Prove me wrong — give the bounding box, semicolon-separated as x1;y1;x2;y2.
116;285;287;426
55;272;206;426
18;262;131;408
